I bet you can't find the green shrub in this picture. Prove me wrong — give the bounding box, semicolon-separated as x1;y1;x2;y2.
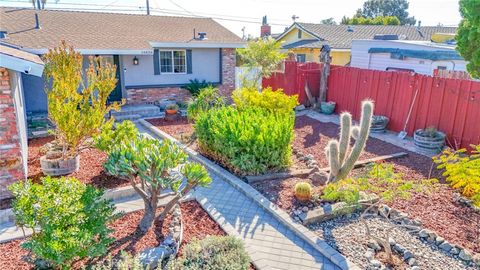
195;106;294;175
94;120;138;153
232;87;298;114
321;163;438;204
168;236;250;270
187;86;225;121
184;79;213;96
8;176;118;268
434;144;480;207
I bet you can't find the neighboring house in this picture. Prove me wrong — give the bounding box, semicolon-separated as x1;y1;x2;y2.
0;7;244;113
0;43;44;202
275;22;457;66
350;38;467;76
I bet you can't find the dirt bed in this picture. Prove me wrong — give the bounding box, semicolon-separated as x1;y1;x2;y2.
0;201;225;270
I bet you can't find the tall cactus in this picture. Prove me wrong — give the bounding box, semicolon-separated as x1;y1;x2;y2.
325;100;374;183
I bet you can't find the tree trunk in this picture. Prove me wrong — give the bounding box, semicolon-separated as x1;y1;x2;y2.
139;205;155;233
158;184;194;221
318;46;332;103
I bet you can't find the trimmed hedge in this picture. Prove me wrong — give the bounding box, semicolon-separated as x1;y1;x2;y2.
195;106;294;175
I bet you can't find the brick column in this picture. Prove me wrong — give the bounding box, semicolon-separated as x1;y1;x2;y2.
0;68;24;201
218;48;236;100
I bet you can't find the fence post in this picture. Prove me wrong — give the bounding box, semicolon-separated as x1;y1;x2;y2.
319;45;332;103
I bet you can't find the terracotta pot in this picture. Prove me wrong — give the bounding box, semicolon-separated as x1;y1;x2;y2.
166;109;178;115
40;154;80;176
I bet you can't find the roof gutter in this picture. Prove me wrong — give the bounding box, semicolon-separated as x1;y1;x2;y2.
149;42;246;48
23;48;155;55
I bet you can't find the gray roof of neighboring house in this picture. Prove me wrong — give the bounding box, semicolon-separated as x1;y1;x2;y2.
0;7;243;51
280;22;458;49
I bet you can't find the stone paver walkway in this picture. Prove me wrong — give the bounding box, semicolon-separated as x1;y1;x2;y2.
138;122;340;270
195;174;339;270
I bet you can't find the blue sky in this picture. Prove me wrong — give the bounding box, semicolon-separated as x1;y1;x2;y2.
0;0;462;37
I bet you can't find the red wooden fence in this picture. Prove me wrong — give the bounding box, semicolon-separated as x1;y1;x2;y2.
263;62;480;149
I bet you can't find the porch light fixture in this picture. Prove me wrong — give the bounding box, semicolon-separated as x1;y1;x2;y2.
133;56;139;65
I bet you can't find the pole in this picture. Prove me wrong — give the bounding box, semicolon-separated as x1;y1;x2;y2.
146;0;150;15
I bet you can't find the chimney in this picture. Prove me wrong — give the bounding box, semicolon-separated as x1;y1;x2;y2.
260;15;271;38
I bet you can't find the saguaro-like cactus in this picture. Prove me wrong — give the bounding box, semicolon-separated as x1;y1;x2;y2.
325;100;374;182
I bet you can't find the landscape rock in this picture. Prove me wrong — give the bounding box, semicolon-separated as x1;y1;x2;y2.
435;236;445;245
295;104;306;111
418;229;431;239
139;246;173;269
302;206;309;212
459;249;472;261
388;237;396;246
393;243;406;254
367;239;381;251
310;171;328;186
364;249;375;260
439;241;453;252
409;266;420;270
370;259;381;268
408;258;418;266
403;250;414;261
450;247;460;255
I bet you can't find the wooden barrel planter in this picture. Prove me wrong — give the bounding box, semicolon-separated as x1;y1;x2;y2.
413;129;446;154
320;101;336;115
40;154;80;176
371;115;389;133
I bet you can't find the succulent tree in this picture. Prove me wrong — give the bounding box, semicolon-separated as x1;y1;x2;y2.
103;133;211;233
325;100;374;182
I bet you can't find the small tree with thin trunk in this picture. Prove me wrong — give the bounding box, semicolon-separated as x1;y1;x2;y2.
456;0;480;79
237;37;287;89
103;127;211;233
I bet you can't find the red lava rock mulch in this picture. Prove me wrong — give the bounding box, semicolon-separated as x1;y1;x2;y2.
147;117;195;144
293;115;443;181
255;115;480;253
0;201;226;270
27;136;129;189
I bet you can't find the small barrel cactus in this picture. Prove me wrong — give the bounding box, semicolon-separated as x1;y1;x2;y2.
294;182;313;202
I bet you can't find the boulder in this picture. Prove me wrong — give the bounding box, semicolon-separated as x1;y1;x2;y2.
403;250;414;261
310;171;328;186
450;247;460;255
439;241;453;252
459;249;472;262
139;246;174;269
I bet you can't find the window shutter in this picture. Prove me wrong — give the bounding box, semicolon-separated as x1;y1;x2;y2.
153;49;160;75
186;49;192;74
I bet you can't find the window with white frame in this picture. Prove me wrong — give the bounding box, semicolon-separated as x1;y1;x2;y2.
160;50;186;73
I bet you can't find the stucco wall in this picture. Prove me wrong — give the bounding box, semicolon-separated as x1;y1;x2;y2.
280;28;316;44
122;48;220;87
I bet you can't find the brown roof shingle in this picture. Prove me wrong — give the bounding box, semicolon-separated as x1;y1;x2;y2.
283;23;458;49
0;7;243;50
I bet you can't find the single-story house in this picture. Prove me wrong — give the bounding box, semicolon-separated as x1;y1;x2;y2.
0;42;44;202
350;38;467;76
0;7;245;114
275;22;458;66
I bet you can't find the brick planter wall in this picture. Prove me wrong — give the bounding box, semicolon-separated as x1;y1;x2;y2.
126;87;192;104
0;68;24;201
126;48;236;105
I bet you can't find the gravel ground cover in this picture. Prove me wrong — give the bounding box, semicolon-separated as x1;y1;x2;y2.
310;213;476;270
